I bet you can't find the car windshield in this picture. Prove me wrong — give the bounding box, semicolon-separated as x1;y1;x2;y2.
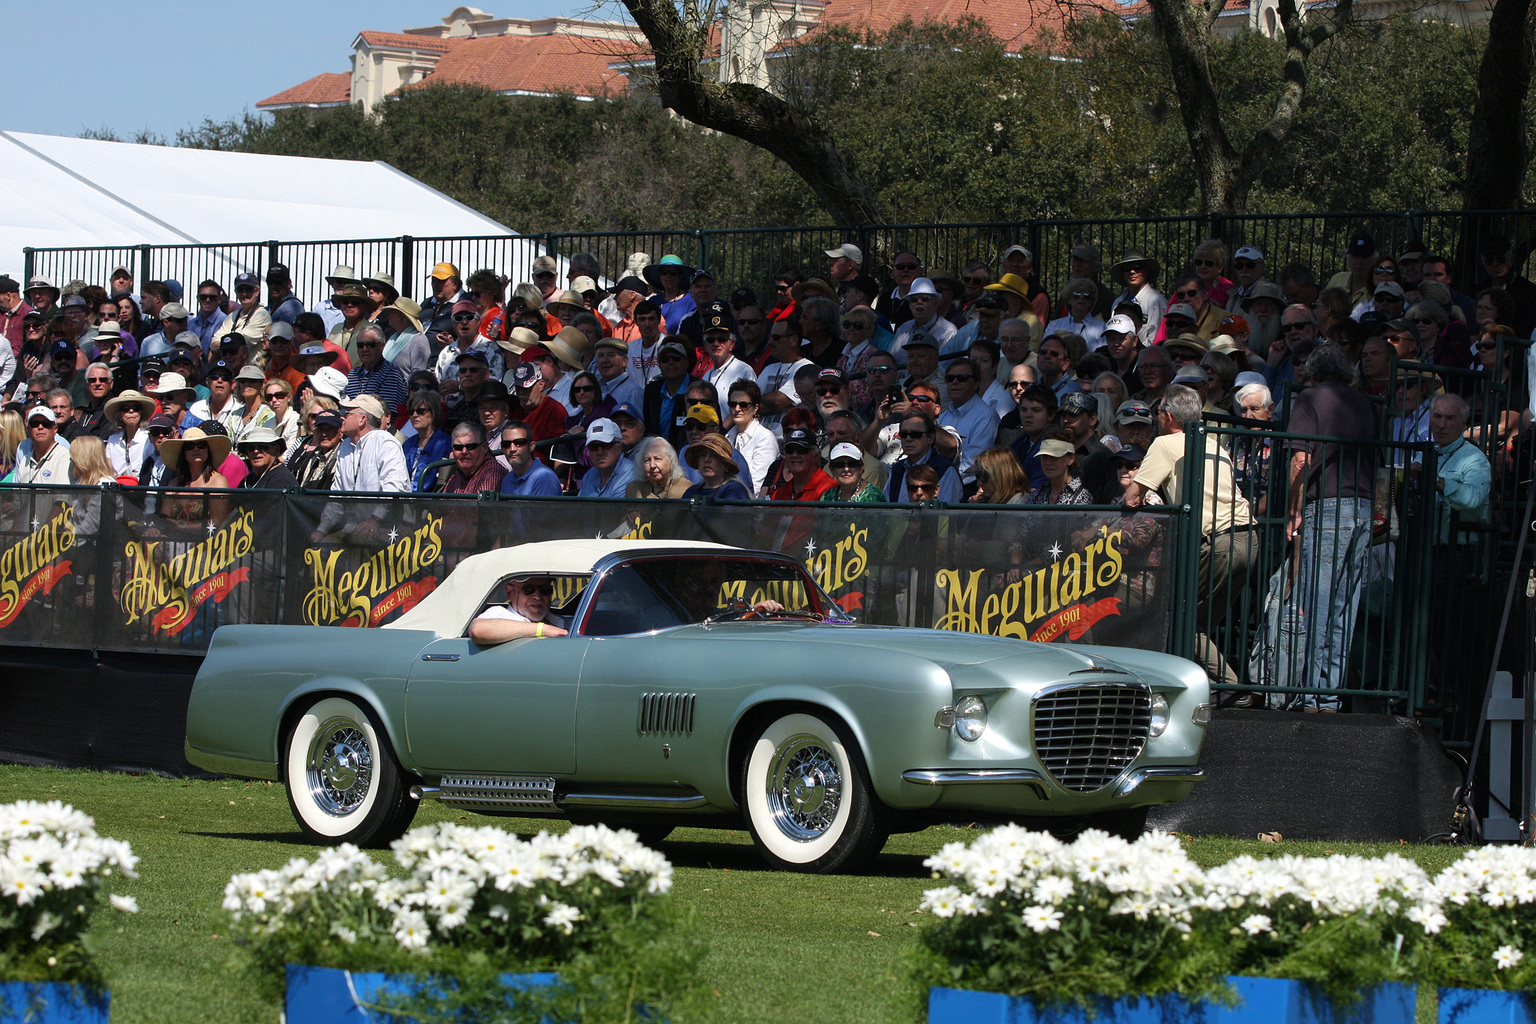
581;556;850;635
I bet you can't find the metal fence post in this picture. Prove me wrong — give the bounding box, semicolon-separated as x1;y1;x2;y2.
137;244;152;291
694;229;709;278
399;236;414;299
265;239;280;273
22;248;32;283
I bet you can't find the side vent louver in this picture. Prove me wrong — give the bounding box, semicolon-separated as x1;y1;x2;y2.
638;692;696;736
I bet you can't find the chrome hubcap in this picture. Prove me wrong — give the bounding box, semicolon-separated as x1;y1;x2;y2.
766;734;842;841
307;717;374;817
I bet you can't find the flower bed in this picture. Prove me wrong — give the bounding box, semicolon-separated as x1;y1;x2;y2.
223;821;698;1022
0;800;139;1023
913;827;1536;1017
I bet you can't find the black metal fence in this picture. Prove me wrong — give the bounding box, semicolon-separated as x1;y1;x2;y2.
24;209;1536;314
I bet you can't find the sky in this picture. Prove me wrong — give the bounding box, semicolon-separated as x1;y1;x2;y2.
0;0;602;141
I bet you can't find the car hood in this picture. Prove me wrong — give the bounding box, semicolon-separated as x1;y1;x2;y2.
681;621;1130;675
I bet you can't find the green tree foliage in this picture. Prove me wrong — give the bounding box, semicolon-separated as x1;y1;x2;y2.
135;15;1532;229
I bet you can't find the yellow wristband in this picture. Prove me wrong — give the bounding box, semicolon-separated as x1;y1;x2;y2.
535;623;544;637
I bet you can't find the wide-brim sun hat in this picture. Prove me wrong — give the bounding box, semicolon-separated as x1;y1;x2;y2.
685;432;739;474
161;426;232;467
642;255;694;292
1110;248;1161;286
379;299;423;333
545;325;592;371
104;389;158;421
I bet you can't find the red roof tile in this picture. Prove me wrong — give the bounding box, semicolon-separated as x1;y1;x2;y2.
257;72;352;110
806;0;1129;50
398;34;639;98
357;31;455;52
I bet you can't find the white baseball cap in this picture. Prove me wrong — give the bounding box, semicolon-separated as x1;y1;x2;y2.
1234;245;1264;262
586;418;621;446
829;442;863;464
1103;314;1137;335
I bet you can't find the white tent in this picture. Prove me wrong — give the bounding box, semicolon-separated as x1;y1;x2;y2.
0;131;550;305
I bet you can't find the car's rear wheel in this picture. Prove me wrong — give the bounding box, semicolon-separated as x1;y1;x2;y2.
741;712;886;873
282;696;417;847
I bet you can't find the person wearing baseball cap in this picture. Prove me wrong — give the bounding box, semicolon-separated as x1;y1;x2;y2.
0;275;31;356
265;263;304;325
308;393;409;543
769;427;837;502
212;271;273;352
417;262;464;338
14;403;69;484
576;417;637;498
824;243;863;283
1223;245;1268;312
642;338;697;447
822;442;884;503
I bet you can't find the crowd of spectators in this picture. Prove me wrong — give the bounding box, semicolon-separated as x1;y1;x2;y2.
0;234;1527;712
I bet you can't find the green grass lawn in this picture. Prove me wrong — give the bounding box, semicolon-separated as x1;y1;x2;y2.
0;765;1466;1023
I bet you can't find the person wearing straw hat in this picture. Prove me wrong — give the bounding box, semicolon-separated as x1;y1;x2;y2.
103;389;156;479
1109;249;1166;345
537;326;589;413
265;264;305;325
682;431;751;500
157;426;234;531
237;426;297;490
328;281;377;366
379;298;430;375
24;276;59;320
362;272;400;318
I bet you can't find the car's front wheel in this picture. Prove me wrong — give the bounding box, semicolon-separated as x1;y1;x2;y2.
741;711;886;872
282;696;417;847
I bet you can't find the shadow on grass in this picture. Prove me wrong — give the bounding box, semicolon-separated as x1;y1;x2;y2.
655;837;935;878
183;830;321;845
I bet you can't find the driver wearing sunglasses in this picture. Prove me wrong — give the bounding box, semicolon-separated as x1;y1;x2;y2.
469;575;569;644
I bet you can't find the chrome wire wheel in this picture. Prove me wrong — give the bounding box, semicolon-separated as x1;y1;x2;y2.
741;711;886;872
307;716;375;817
283;695;417;846
765;734;843;841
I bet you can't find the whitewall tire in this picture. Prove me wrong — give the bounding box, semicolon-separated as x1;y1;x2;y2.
282;696;416;846
741;712;885;873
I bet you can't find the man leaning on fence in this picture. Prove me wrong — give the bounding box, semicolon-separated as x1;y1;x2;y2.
312;395;409;545
1266;344;1378;713
1123;384;1255;695
1418;393;1493;719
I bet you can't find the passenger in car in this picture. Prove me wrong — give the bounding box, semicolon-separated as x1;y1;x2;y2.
468;575;569;644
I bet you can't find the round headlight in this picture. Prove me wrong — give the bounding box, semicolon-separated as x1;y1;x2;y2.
1148;693;1170;738
954;695;988;742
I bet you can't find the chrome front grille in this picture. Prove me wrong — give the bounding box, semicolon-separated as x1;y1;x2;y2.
637;692;696;736
1032;683;1150;793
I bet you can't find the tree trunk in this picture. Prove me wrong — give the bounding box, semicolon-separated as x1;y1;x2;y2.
620;0;884;226
1148;0;1244;214
1462;0;1534;278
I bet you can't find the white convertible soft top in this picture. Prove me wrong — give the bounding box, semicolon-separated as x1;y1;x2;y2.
383;538;739;638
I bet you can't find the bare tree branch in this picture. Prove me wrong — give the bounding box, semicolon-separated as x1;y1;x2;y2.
619;0;885;225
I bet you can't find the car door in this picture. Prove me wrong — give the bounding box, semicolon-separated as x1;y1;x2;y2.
403;634;589;775
575;633;725;792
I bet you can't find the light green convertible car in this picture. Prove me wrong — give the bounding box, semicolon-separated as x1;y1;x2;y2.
185;539;1209;872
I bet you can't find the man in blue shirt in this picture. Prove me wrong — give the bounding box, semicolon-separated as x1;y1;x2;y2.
189;281;228;352
576;418;637;497
498;420;562;497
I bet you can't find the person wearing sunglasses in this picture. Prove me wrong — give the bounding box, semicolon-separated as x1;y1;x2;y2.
884;409;962;504
1222;245;1268;312
188;279;228;352
498;420;562;497
470;575;569;645
433;300;504;403
1188;239;1233;308
211;272;273;355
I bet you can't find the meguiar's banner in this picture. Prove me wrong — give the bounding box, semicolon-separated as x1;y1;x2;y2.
0;486;1178;655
